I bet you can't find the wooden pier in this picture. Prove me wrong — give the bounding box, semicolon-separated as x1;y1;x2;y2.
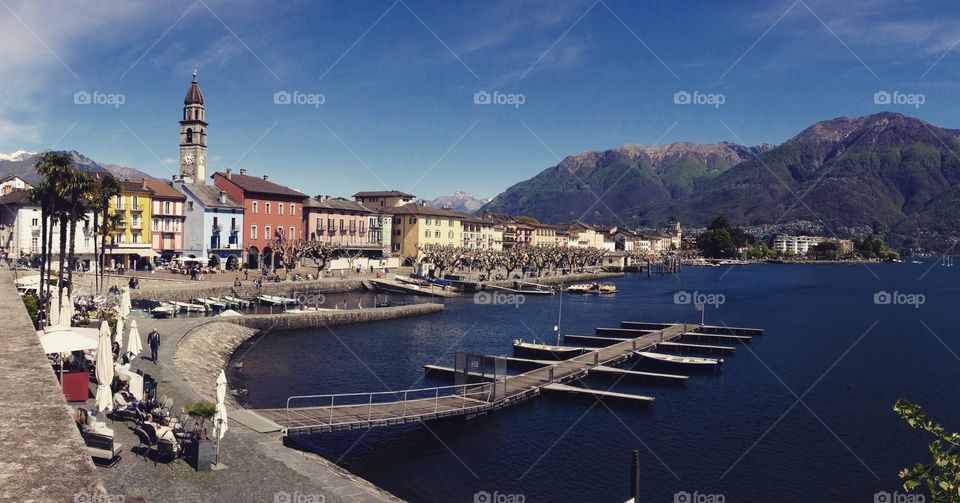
251;320;762;436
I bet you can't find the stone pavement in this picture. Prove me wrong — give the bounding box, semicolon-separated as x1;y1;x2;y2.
95;316;403;503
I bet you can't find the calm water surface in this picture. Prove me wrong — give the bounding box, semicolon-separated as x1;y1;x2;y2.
231;263;960;502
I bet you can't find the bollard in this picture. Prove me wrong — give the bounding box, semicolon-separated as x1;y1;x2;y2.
630;450;640;502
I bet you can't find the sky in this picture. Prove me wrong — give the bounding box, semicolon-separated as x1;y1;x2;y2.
2;0;960;200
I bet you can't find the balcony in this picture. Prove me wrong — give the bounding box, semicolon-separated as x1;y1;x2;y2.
212;224;222;233
230;226;239;234
128;206;143;213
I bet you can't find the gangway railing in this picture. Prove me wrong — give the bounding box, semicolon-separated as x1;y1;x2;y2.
284;382;495;431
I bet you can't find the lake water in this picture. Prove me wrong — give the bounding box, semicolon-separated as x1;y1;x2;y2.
230;262;959;502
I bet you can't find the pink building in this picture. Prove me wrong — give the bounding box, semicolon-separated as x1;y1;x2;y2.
303;196;376;248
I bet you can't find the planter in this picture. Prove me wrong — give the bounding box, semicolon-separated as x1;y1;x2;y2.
192;438;213;471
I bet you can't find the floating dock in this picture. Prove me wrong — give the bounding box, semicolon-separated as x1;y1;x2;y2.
656;341;736;355
681;332;752;344
542;382;654;403
588;365;688;385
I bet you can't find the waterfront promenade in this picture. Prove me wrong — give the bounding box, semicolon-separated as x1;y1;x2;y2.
0;267;105;502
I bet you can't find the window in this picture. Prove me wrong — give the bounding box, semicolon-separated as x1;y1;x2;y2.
31;218;38;227
131;197;139;210
327;218;334;232
349;220;356;232
265;226;271;239
425;218;431;226
435;231;440;238
265;203;271;215
424;230;430;238
115;195;124;210
31;237;38;249
187;201;194;211
448;231;454;239
290;204;295;216
252;201;259;214
279;204;284;215
250;225;257;239
164;201;171;214
339;219;345;232
290;227;295;240
409;217;416;224
449;219;453;227
317;218;323;231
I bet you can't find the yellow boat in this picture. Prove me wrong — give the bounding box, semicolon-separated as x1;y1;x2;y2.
596;282;617;294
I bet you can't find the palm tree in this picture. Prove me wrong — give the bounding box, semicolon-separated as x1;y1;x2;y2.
34;152;74;322
28;182;52;316
96;175;123;290
63;170;95;298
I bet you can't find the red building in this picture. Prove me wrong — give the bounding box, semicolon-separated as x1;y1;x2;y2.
212;168;306;269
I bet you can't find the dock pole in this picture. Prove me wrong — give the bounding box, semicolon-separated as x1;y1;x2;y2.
630;449;640;503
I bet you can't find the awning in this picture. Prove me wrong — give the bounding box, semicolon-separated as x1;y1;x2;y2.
37;325;100;354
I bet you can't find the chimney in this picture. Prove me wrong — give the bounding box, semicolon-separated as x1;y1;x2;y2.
239;168;247;176
225;168;232;180
172;174;178;181
141;179;147;190
262;174;269;181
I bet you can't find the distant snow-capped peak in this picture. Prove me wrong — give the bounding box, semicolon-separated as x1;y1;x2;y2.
0;149;36;162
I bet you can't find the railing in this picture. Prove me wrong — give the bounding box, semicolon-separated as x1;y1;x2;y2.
284;383;495;431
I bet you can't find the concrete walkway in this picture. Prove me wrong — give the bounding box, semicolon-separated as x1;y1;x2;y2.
95;316;405;502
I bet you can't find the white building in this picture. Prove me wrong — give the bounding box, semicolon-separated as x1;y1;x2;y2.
173;182;245;270
0;189;97;266
0;175;30;195
774;235;823;255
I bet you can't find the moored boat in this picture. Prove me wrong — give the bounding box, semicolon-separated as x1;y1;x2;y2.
566;282;598;293
596;283;617;294
512;339;585;360
636;351;722;367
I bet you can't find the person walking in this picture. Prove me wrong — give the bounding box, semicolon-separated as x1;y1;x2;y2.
147;328;161;364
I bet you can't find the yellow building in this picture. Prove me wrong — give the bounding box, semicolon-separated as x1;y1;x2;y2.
462;216;503;250
531;223;558;247
107;180;157;269
390;203;464;262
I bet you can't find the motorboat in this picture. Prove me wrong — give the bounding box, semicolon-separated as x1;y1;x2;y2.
566;282;598;293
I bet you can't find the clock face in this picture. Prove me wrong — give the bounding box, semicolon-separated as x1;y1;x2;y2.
183;154;194;164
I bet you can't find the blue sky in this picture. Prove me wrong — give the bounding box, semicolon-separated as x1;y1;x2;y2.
2;0;960;200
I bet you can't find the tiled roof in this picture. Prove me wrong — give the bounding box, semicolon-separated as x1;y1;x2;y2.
389;203;470;219
144;180;186;200
184;77;204;105
0;189;33;206
352;190;415;198
304;197;372;213
121;180;154;194
213;172;306;198
180;183;243;209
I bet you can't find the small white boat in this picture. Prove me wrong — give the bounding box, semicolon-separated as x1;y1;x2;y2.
174;301;207;312
513;339;584;359
151;305;176;318
636;351;722;367
223;296;251;307
566;282;598;293
258;294;299;306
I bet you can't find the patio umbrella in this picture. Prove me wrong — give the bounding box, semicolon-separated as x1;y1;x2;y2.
38;325;99;390
214;369;229;468
114;316;125;348
126;319;142;361
120;288;132;319
95;321;114;413
48;292;74;326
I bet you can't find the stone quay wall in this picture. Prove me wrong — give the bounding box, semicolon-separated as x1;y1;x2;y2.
131;278;363;302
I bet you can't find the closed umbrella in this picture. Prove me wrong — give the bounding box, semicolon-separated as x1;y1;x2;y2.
120;288;132;319
95;321;114;413
213;369;229;469
126;319;142;361
114;316;124;352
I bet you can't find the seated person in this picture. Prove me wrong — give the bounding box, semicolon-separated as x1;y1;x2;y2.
143;414;180;448
113;384;141;410
74;408;92;434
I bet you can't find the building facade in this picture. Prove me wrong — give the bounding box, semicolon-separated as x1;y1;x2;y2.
145;179;186;260
304;196;380;250
389;203;465;261
212;169;306;269
174;181;244;269
107;180;155;269
179;70;208;184
0;189;96;266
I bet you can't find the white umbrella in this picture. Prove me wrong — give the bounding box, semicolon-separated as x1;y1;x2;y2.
126;319;142;361
114;317;124;347
120;289;132;319
38;325;99;353
48;292;74;326
95;321;114;413
214;369;229;468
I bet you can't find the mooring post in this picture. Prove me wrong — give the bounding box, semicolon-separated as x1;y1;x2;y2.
630;449;640;503
593;352;599;365
548;367;555;382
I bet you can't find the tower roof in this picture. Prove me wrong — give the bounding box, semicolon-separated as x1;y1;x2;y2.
184;70;204;105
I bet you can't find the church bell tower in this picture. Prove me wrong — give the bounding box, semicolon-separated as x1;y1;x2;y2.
179;69;207;183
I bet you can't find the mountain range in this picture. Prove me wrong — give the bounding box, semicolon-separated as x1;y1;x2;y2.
426;191;490;214
481;112;960;247
0;150;154;184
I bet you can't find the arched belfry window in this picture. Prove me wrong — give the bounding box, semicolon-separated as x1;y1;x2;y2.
186;128;193;143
